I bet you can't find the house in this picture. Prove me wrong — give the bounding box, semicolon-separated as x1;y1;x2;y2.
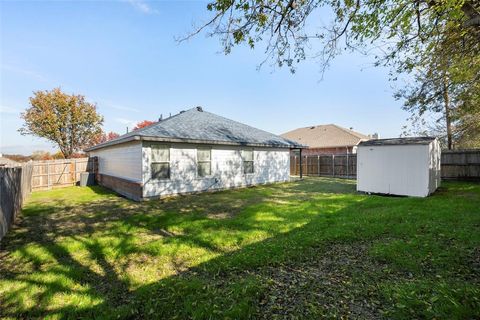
357;137;441;197
85;107;303;201
281;124;374;156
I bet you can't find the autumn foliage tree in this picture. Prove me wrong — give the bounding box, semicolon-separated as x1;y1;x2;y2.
92;131;120;145
186;0;480;148
189;1;479;76
20;88;104;158
133;120;156;131
397;22;480;149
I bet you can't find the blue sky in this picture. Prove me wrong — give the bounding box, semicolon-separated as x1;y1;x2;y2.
0;0;408;155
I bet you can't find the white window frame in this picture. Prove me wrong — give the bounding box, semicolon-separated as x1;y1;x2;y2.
197;147;212;178
241;149;254;175
150;144;170;180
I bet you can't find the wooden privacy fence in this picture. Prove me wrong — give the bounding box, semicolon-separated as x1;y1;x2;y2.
0;164;33;240
291;150;480;181
441;150;480;180
290;154;357;178
31;157;97;190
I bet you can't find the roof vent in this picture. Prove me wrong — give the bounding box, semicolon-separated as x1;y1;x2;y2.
180;110;186;114
196;106;203;112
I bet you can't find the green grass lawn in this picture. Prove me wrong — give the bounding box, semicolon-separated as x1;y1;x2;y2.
1;177;479;319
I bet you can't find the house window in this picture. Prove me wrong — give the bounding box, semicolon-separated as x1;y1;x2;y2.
241;149;254;174
151;145;170;179
197;148;211;177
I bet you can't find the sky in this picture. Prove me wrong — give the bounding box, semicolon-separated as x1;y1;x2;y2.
0;0;409;155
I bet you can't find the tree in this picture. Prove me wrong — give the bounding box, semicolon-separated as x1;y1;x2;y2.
402;107;480;149
31;150;53;161
455;109;480;148
91;131;120;145
133;120;156;131
20;88;104;158
185;1;479;75
52;150;65;159
104;131;120;141
397;23;480;149
2;154;31;163
187;1;479;146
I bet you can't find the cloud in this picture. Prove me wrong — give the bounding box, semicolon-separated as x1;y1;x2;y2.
1;64;49;83
115;117;139;129
0;105;21;114
0;144;57;155
98;99;140;112
125;0;158;14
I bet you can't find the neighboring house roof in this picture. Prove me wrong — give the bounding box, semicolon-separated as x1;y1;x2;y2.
359;137;436;146
281;124;370;149
86;107;303;151
0;156;19;167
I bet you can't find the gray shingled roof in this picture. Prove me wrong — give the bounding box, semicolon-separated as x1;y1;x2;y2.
86;107;303;151
359;137;436;146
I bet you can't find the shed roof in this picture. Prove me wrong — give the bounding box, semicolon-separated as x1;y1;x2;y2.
281;124;370;149
85;107;303;151
358;137;436;147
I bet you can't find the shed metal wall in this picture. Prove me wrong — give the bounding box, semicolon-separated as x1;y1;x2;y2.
428;140;442;194
142;143;290;198
357;144;432;197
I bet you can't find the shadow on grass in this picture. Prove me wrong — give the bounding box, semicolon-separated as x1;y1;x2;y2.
0;178;479;319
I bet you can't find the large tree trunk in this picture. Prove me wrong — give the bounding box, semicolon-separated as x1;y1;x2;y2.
443;74;453;150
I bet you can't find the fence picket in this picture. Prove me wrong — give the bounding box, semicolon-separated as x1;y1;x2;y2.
290;154;357;178
291;150;480;180
29;158;97;190
1;164;33;240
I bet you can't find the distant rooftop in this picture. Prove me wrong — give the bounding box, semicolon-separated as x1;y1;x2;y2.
359;137;436;146
86;107;303;151
281;124;371;149
0;156;19;167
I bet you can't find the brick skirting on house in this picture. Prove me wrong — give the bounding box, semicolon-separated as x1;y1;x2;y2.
97;174;143;201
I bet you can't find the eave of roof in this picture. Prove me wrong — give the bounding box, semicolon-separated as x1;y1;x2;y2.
307;141;367;149
358;137;436;146
85;135;305;151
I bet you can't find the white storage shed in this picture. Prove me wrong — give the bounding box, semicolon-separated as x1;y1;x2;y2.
357;137;441;197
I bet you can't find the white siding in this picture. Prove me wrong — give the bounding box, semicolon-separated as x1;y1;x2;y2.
357;144;431;197
142;143;290;198
428;139;442;194
89;141;143;182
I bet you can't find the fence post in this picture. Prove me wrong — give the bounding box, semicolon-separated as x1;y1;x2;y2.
318;155;320;176
69;160;74;186
332;154;335;177
346;153;349;178
46;162;50;189
73;159;77;185
299;150;303;178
